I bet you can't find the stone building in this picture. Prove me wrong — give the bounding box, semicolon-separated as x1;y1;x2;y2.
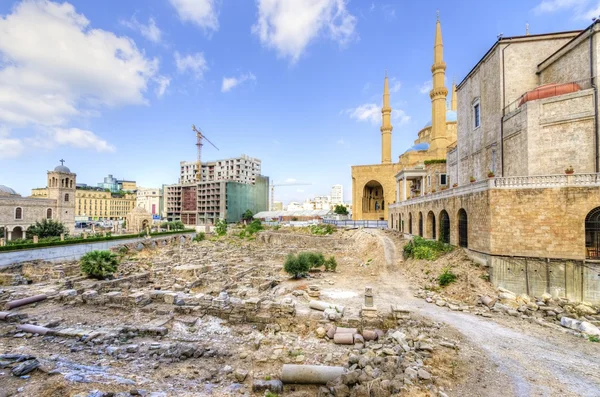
1;163;76;240
136;187;163;218
389;22;600;303
126;206;152;233
351;17;457;221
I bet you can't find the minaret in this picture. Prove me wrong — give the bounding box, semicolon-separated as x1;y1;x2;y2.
381;73;393;164
429;13;450;154
451;81;457;111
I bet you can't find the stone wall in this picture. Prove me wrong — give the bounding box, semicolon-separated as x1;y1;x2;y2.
538;30;593;85
0;197;57;235
351;163;402;221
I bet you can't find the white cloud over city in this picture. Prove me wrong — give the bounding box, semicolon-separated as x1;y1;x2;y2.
169;0;219;33
221;72;256;92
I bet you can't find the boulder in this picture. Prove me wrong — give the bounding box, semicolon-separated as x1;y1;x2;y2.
560;317;600;336
575;304;597;316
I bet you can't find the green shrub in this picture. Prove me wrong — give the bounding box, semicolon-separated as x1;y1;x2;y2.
215;219;227;236
246;219;264;235
284;254;310;278
298;252;325;269
242;209;254;222
438;267;457;286
403;236;453;261
589;335;600;343
193;232;205;242
324;256;337;272
80;250;119;280
310;224;335;235
26;219;68;239
333;205;348;215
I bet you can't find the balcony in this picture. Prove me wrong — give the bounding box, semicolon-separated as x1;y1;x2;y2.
389;173;600;208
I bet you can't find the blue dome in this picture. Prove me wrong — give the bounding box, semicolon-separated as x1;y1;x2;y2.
0;185;17;195
423;110;457;129
403;142;430;154
54;165;71;173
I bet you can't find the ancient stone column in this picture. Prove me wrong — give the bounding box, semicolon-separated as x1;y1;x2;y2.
33;236;38;244
60;233;64;241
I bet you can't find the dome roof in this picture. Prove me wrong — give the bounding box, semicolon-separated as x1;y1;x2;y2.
54;165;71;173
0;185;18;195
403;142;430;154
422;110;457;129
131;206;150;214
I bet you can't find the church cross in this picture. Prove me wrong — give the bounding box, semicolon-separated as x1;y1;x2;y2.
60;159;65;166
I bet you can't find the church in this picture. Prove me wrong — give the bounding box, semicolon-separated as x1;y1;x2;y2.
0;162;76;241
351;17;457;221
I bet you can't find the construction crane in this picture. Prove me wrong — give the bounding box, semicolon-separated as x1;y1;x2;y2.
270;182;311;211
192;124;219;181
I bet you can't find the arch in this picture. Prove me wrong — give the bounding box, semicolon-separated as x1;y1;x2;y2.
15;207;23;220
439;210;450;243
585;207;600;259
427;211;436;240
362;180;384;214
46;208;53;219
418;212;423;237
12;226;24;240
64;193;70;202
142;219;149;230
408;213;413;234
458;208;468;247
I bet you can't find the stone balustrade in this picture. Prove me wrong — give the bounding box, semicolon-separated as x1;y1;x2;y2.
390;173;600;208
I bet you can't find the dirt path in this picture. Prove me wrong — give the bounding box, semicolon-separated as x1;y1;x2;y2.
367;230;600;397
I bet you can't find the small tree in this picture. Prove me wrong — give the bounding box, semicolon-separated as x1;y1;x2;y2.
215;219;228;236
242;209;254;222
324;256;337;272
193;232;206;242
172;221;185;230
333;204;348;216
26;219;68;239
284;254;310;279
80;250;119;280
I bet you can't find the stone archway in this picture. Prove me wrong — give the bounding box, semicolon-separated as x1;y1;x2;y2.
439;210;450;243
427;211;436;240
585;206;600;259
418;212;423;237
458;209;468;248
362;180;384;218
11;226;24;240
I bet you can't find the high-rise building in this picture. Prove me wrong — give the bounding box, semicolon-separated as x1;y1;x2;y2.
136;187;162;217
331;185;343;204
166;154;268;225
97;174;137;193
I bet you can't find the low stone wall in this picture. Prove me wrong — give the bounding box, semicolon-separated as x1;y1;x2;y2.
0;233;195;268
257;231;345;249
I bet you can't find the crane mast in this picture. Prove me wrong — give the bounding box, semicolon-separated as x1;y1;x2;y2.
192;124;219;182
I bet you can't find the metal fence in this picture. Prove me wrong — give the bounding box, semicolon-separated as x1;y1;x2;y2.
322;219;388;229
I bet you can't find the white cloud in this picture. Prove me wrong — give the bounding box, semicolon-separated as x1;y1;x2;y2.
169;0;219;33
418;80;432;94
221;72;256;92
296;189;305;193
392;108;410;125
390;77;401;93
252;0;357;63
121;16;162;43
51;127;116;152
347;103;380;124
0;0;161;156
175;51;208;79
337;138;345;145
534;0;589;14
0;137;25;159
154;76;170;97
285;178;297;183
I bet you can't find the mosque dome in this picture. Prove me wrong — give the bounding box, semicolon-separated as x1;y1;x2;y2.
54;164;71;173
0;185;18;196
403;142;430;154
422;110;457;129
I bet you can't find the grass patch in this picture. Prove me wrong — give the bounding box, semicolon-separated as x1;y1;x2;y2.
438;267;457;286
309;224;335;235
589;335;600;343
403;236;453;261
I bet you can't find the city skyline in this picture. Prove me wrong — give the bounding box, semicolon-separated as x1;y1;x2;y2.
0;0;595;202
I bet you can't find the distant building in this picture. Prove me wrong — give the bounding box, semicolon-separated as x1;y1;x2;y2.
331;184;343;204
97;174;137;193
272;201;283;211
303;195;331;211
136;187;163;217
1;162;76;240
166;154;269;225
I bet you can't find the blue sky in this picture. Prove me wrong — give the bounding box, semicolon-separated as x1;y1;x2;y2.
0;0;597;203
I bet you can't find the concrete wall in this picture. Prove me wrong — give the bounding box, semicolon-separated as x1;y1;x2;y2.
0;233;195;268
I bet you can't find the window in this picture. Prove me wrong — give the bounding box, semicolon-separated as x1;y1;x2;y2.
15;207;23;220
440;174;448;185
47;208;52;219
473;99;481;129
65;193;70;202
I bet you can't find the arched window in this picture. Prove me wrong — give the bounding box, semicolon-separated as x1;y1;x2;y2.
408;213;413;234
15;207;23;220
47;208;52;219
439;210;450;243
458;209;468;247
427;211;436;240
64;193;70;202
585;207;600;259
418;212;423;237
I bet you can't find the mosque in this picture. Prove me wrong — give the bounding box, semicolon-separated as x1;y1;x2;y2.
351;17;457;221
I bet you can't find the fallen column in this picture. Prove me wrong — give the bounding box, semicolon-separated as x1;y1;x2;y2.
334;327;357;334
333;333;354;345
17;324;51;335
0;312;9;320
281;364;346;384
5;294;47;310
308;300;345;314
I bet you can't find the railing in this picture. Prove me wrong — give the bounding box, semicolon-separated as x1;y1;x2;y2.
390;173;600;208
503;78;593;115
323;219;388;229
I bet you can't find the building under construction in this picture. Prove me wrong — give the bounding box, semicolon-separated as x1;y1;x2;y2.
165;155;269;225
